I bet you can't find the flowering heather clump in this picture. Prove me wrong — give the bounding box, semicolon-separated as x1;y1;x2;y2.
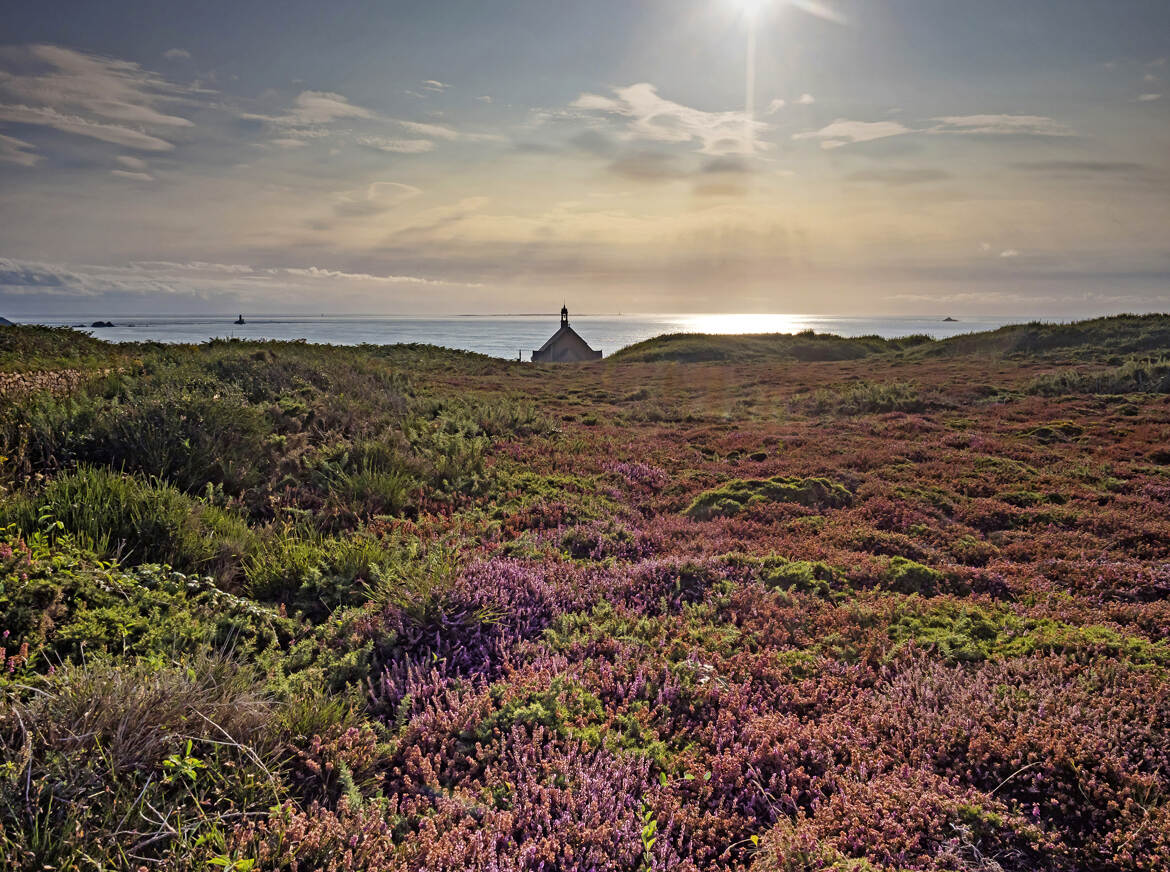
607;460;670;491
3;324;1170;869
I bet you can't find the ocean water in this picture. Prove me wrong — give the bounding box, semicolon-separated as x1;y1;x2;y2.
15;313;1035;360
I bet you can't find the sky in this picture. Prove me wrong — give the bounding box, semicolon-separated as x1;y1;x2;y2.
0;0;1168;316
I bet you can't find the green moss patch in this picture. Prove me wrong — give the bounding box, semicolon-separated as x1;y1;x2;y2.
685;475;852;520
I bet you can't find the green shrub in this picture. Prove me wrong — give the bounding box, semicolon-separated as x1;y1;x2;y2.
87;375;274;494
1026;355;1170;395
0;530;286;674
887;601;1170;665
0;324;127;373
245;531;393;618
729;553;840;598
882;556;946;595
685;476;852;520
0;467;256;581
1019;421;1085;444
798;380;934;415
0;654;283;868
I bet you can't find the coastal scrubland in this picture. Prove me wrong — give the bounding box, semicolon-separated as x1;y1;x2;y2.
1;316;1169;870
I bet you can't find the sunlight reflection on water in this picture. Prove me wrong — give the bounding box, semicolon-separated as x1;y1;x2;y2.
678;313;813;335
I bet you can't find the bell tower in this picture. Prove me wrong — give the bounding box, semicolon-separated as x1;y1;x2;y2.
560;304;569;327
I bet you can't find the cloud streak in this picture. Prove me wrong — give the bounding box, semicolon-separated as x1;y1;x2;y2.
571;83;766;155
0;132;39;166
795;113;1074;149
0;103;176;150
0;44;198;152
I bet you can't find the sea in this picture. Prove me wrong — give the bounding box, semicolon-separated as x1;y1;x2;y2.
14;313;1037;360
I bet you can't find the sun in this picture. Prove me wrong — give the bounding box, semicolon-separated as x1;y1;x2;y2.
736;0;771;17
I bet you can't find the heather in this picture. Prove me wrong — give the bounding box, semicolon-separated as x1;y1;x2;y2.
2;318;1170;870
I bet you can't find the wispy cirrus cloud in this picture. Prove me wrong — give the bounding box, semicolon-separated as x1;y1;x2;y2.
795;113;1073;149
0;132;39;165
0;104;176;150
793;119;910;149
257;91;498;152
398;120;460;140
929;114;1074;137
356;135;435;154
332;181;421;217
0;44;199;152
571;83;766;156
264;90;376;127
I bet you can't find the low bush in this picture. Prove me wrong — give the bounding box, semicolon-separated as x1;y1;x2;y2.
882;555;946;595
1026;355;1170;396
0;655;283;869
797;379;936;416
0;530;286;673
685;475;853;520
0;467;256;582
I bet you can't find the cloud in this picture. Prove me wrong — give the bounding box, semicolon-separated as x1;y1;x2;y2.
766;98;786;114
701;156;753;174
569;129;617;157
693;182;749;198
162;48;191;61
274;90;376;126
929;114;1073;136
793;118;911;149
357;135;435;154
477;95;493;103
397;120;459;140
1137;93;1162;102
0;133;39;166
0;104;176;150
115;154;148;170
0;44;202;153
1011;160;1149;176
606;151;686;182
571;83;766;155
794;113;1073;149
845;168;952;185
796;93;816;105
421;80;450;93
269;137;309;148
110;169;154;181
1000;249;1020;258
0;44;195;127
332;181;422;217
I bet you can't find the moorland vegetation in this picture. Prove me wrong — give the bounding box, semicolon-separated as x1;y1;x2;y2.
1;316;1169;870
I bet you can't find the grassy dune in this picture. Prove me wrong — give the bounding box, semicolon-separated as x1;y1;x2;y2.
1;317;1169;870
